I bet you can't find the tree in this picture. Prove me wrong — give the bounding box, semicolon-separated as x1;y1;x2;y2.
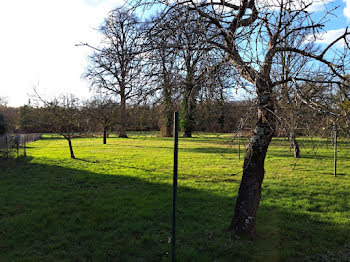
83;7;146;138
0;113;7;135
335;75;350;136
135;0;350;237
34;91;84;159
149;7;226;137
0;97;8;135
145;13;179;137
84;96;119;144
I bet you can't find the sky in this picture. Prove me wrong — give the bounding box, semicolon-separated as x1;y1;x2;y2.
0;0;349;107
0;0;124;107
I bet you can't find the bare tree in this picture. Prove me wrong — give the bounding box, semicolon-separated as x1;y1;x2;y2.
34;91;84;159
144;14;179;137
84;95;119;144
334;75;350;136
133;0;350;237
83;7;147;138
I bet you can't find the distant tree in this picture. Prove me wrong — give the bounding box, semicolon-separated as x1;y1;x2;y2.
84;96;119;144
145;13;180;137
0;113;7;135
335;75;350;136
0;96;7;107
83;7;147;138
148;7;225;137
19;101;35;133
0;97;15;134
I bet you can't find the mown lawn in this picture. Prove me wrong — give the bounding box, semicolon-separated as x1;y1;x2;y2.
0;133;349;261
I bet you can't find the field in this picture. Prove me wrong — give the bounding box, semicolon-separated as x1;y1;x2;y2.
0;133;350;261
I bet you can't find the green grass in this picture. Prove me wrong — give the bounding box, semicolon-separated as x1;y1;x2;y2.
0;133;350;261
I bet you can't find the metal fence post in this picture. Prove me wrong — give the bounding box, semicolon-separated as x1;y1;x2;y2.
172;112;179;262
334;123;337;177
238;134;241;160
23;134;27;157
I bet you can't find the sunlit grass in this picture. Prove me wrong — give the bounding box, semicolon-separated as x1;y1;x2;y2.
0;133;349;261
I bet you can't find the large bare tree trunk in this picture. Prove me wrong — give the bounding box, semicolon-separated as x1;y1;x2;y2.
228;79;275;238
119;93;128;138
67;138;75;159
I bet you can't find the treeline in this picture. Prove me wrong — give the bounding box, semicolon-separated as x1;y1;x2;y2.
0;99;254;135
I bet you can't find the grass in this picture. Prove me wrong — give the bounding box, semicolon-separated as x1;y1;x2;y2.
0;132;349;261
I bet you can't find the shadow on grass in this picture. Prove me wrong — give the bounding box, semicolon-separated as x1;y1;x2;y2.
0;158;349;261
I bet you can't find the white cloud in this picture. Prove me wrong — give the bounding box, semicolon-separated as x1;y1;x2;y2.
255;0;334;11
313;28;349;46
344;0;350;19
0;0;123;107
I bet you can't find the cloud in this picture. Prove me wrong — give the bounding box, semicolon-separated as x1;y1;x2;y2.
0;0;123;106
306;28;349;48
255;0;334;11
344;0;350;19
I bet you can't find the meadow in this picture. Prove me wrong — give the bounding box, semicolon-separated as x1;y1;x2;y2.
0;133;349;261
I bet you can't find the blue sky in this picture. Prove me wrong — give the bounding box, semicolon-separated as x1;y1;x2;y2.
0;0;349;107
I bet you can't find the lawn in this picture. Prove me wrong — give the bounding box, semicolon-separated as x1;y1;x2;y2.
0;133;349;261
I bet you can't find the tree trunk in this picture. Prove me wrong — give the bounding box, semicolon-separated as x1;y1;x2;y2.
103;128;107;144
180;59;196;138
180;85;195;138
67;138;75;159
228;79;275;238
218;89;225;132
160;82;173;137
119;93;128;138
290;133;300;158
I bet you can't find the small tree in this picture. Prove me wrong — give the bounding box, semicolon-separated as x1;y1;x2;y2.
84;96;119;144
35;91;83;159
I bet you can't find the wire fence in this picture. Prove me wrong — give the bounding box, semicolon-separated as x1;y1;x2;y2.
0;133;42;159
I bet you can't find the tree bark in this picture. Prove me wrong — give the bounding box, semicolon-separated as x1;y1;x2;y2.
119;92;128;138
67;138;75;159
160;82;173;137
290;132;300;158
180;57;196;138
180;84;196;138
103;128;107;144
228;79;275;238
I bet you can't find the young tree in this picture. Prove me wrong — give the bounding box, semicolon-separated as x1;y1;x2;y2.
84;96;119;144
35;91;84;159
135;0;350;237
83;7;146;138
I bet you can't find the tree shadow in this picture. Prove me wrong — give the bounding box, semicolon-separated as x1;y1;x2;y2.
0;158;349;261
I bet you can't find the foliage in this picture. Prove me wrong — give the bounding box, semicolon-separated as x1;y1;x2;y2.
1;134;349;261
0;112;8;135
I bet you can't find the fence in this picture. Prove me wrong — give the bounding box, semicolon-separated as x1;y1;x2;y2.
0;133;42;159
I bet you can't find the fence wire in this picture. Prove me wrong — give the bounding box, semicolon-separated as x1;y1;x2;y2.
0;133;42;159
